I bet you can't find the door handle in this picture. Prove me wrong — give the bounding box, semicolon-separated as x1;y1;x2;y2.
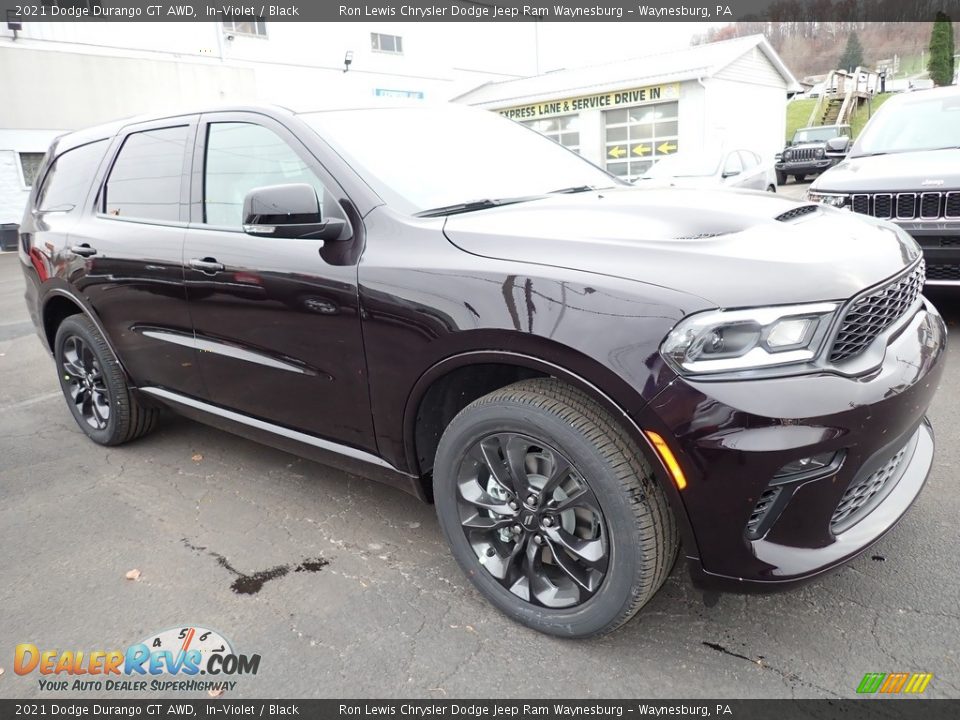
189;257;225;274
70;244;97;258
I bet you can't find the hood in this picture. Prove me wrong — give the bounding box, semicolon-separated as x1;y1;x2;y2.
443;187;919;308
636;176;719;189
811;149;960;193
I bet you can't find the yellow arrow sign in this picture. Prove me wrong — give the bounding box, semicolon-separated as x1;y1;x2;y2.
607;145;626;159
657;141;678;154
632;144;651;156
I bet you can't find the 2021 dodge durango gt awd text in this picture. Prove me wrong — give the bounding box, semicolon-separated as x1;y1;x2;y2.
20;104;945;637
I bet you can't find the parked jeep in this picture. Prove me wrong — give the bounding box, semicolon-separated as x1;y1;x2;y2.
775;124;851;184
20;104;944;637
807;86;960;284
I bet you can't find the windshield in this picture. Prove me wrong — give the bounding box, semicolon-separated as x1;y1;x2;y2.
300;106;619;214
642;153;721;178
792;127;848;144
852;93;960;156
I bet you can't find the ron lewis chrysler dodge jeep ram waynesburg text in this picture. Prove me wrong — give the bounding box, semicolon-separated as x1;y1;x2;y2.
20;104;945;638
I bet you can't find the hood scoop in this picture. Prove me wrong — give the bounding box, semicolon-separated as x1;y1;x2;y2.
775;205;820;223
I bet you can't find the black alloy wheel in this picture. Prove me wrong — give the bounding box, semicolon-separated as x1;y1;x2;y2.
60;334;111;431
456;432;608;608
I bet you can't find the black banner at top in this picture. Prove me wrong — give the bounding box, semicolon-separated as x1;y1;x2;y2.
2;0;960;22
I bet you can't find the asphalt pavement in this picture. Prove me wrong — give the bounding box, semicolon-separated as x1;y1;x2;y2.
1;212;958;699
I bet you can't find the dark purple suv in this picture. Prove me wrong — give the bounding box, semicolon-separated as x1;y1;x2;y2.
19;104;945;637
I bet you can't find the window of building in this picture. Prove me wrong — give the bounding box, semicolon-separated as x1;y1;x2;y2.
18;153;46;188
603;102;679;180
204;122;338;228
104;126;189;222
521;115;580;154
36;140;107;212
371;33;403;54
224;20;267;37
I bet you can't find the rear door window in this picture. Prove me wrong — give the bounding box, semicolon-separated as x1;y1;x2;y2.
36;140;107;213
104;126;189;222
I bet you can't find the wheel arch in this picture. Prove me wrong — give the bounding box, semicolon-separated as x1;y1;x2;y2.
41;288;128;377
402;350;700;560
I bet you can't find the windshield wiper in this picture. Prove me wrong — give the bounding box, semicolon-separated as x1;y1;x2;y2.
415;196;540;218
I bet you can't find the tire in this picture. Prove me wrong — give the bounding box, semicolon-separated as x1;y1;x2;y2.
767;184;777;193
793;174;806;183
54;314;158;446
433;378;678;638
775;170;787;186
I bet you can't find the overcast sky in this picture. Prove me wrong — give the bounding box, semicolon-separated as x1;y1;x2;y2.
531;22;720;72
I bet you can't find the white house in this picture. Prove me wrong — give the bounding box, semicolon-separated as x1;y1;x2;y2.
454;35;801;181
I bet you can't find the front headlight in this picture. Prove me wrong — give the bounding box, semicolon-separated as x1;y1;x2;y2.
806;190;848;208
661;303;838;375
783;150;793;160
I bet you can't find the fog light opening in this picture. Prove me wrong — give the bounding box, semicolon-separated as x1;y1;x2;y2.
644;431;688;490
773;451;841;480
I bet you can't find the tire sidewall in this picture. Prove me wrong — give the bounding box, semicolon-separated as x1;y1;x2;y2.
435;401;649;638
54;316;120;445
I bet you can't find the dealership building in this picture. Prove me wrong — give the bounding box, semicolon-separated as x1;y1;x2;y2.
455;35;800;181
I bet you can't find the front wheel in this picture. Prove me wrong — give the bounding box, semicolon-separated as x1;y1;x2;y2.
776;170;787;185
433;378;678;637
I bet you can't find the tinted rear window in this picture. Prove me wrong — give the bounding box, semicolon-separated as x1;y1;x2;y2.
36;140;107;213
104;126;188;222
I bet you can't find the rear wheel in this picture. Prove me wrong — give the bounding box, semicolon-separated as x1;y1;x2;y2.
54;315;158;446
433;378;678;637
793;174;807;183
767;184;776;193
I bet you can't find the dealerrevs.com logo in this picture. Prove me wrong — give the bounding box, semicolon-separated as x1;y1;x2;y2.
14;626;260;693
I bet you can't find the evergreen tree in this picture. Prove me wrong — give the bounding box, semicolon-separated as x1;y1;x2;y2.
928;13;956;87
838;32;865;71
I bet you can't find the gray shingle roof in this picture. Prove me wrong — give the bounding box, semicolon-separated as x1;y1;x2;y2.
454;34;800;107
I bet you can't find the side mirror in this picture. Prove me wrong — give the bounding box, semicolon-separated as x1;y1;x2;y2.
242;183;346;241
825;136;850;156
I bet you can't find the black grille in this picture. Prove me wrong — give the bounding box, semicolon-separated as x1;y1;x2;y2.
829;261;925;363
874;194;892;218
745;487;781;539
775;205;819;222
849;191;960;220
831;448;907;532
787;147;817;161
948;193;960;217
926;264;960;281
896;193;917;218
921;193;942;218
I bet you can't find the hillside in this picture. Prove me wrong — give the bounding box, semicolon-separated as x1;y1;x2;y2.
785;93;896;140
694;22;957;81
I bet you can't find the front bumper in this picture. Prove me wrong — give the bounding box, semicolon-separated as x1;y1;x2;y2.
896;222;960;284
775;159;836;175
647;298;945;589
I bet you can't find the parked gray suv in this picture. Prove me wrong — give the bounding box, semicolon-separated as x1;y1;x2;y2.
807;87;960;284
775;124;851;185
